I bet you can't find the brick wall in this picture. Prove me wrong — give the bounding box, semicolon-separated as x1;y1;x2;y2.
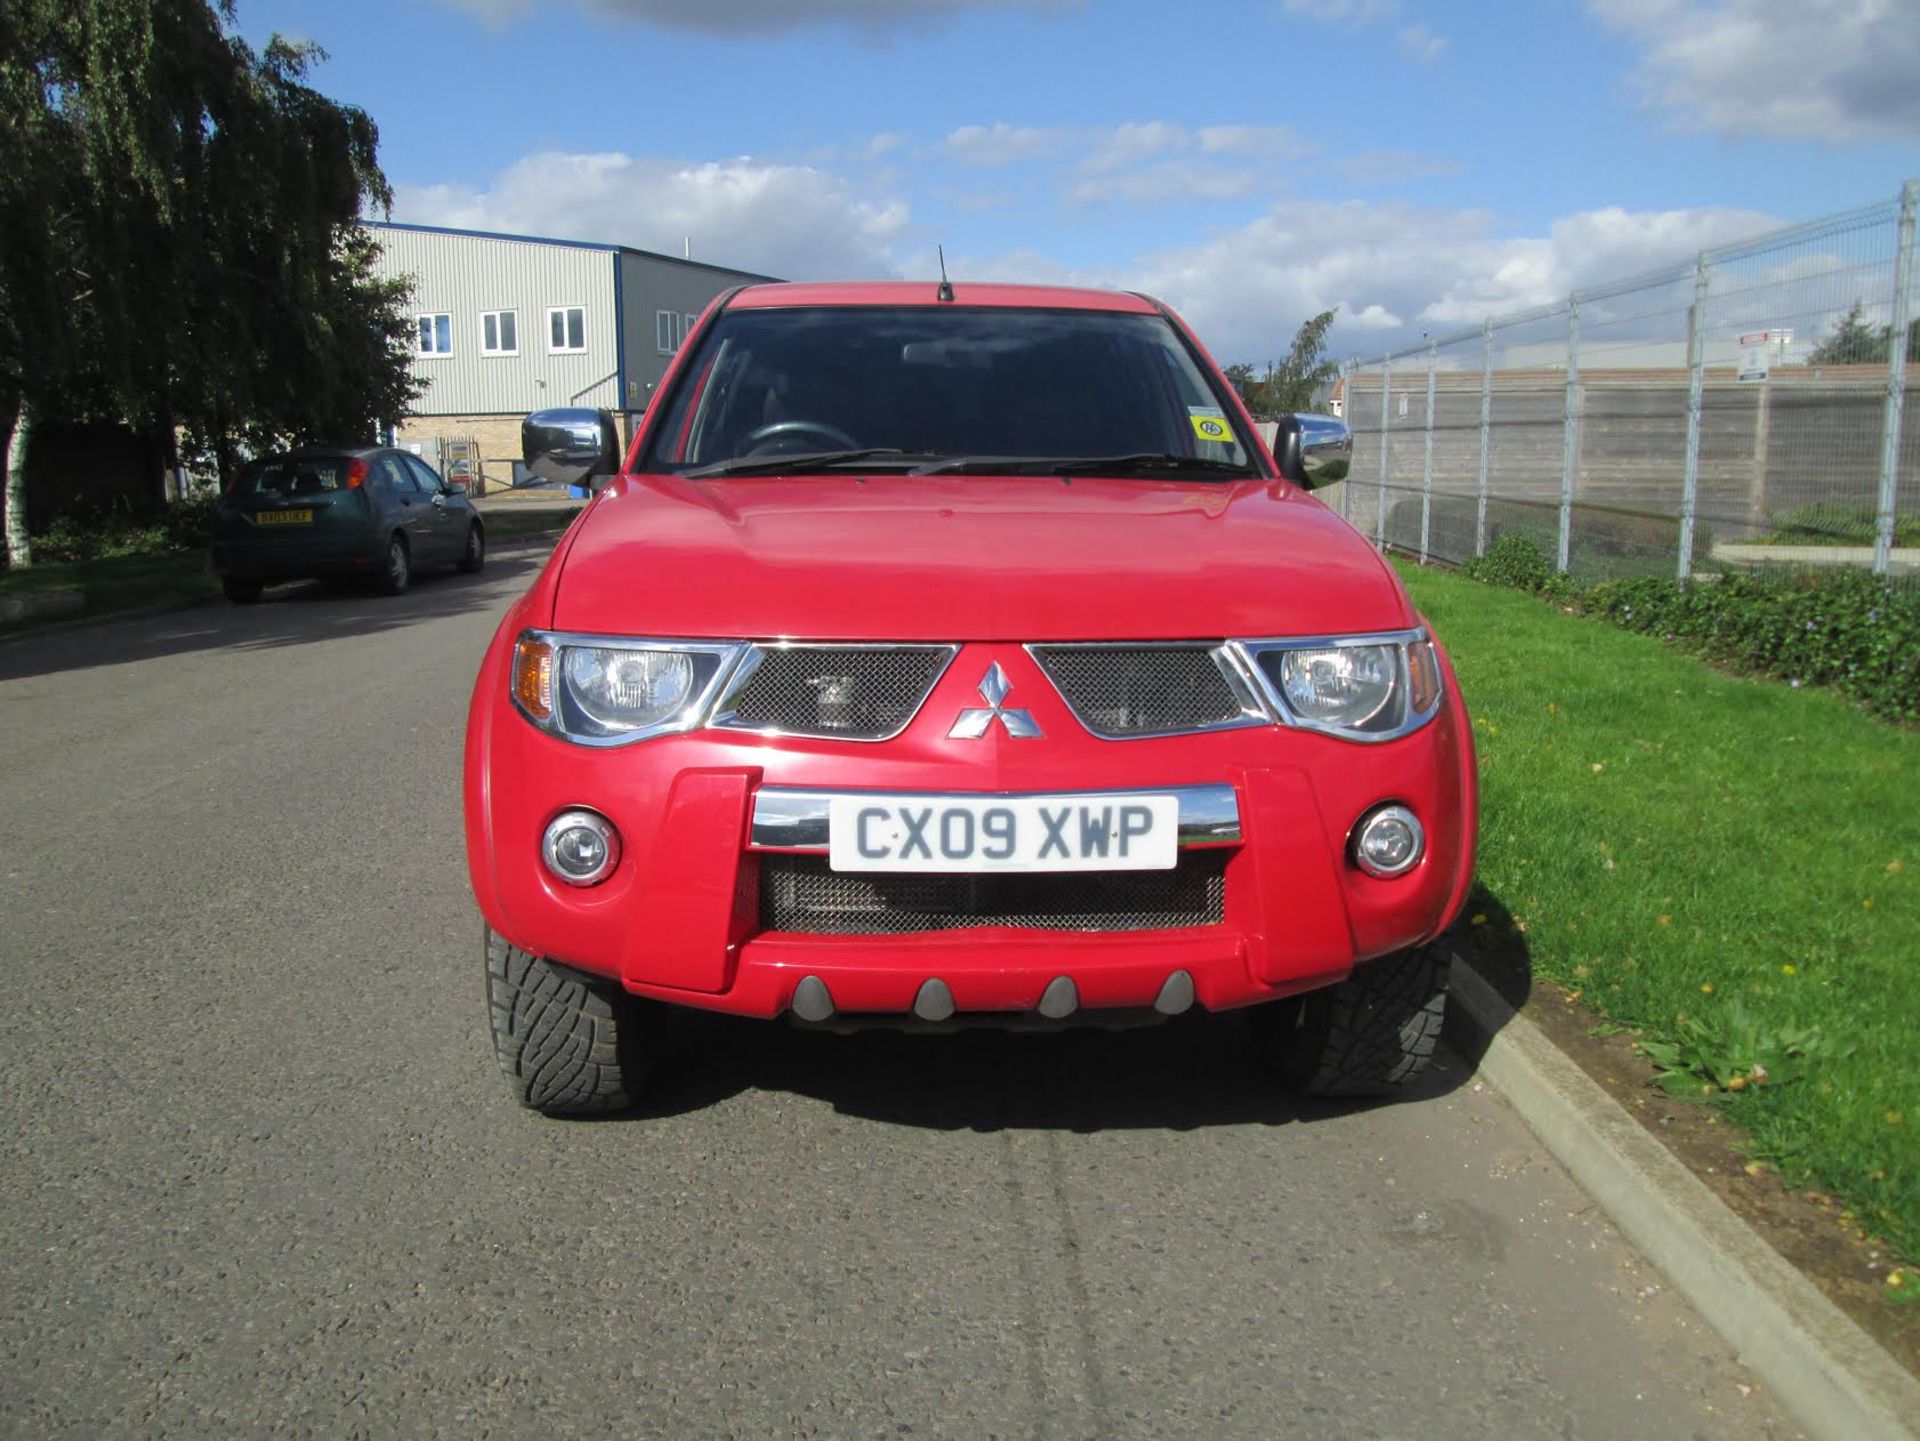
395;412;640;492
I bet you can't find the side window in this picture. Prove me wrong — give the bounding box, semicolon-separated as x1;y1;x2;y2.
416;313;453;356
403;454;443;492
480;310;518;356
548;306;586;353
380;456;420;495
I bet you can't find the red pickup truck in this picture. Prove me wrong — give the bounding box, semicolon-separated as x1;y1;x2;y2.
464;281;1476;1115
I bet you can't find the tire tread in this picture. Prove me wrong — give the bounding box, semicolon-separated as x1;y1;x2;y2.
484;931;636;1114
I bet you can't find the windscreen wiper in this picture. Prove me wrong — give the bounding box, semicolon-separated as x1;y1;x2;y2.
684;448;937;478
911;452;1253;478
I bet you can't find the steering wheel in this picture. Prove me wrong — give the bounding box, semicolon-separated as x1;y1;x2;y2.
740;419;860;457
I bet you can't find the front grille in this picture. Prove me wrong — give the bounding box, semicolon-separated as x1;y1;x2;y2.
716;645;952;740
759;852;1228;935
1031;645;1255;738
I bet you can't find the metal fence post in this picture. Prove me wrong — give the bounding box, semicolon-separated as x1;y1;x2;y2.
1338;361;1354;522
1874;179;1917;575
1376;353;1392;548
1558;297;1580;573
1477;318;1492;558
1678;252;1711;583
1421;337;1437;563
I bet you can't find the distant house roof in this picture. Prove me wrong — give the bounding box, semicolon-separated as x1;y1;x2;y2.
361;219;780;283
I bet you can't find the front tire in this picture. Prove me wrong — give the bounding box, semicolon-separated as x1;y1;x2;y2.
1251;946;1450;1097
222;578;263;605
485;931;645;1115
378;533;411;595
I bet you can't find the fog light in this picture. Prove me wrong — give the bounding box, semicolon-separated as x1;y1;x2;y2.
542;809;620;887
1352;804;1423;879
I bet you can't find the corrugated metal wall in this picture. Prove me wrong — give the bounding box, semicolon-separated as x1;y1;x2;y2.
618;253;767;410
367;226;619;416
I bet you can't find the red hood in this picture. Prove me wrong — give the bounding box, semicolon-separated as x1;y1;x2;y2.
549;472;1411;641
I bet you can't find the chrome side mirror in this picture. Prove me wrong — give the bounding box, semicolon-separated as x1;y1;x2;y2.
523;408;622;491
1273;412;1352;489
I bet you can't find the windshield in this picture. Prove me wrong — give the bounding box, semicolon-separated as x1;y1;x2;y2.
642;306;1253;475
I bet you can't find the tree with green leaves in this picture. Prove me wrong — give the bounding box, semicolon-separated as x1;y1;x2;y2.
1227;309;1341;420
0;1;418;567
1809;300;1920;367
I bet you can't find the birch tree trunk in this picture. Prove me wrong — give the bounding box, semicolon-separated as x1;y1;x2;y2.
4;394;31;569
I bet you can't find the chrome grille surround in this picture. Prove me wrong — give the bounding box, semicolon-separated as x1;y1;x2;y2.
1027;642;1268;740
710;643;958;742
759;851;1229;935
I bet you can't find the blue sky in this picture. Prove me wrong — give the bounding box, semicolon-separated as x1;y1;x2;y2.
240;0;1919;362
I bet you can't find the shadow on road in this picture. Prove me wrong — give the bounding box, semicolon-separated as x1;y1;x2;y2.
618;1000;1475;1133
0;552;544;683
1439;885;1535;1072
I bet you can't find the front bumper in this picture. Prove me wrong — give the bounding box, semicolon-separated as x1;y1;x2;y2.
465;637;1476;1021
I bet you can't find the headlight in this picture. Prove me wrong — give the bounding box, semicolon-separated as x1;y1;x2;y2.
510;632;742;744
1241;631;1443;741
1275;645;1397;728
565;647;696;732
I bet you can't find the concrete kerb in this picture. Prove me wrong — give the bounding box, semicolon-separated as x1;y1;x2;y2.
1449;958;1920;1441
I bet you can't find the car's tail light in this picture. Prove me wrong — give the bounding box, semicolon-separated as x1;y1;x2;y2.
346;457;369;488
513;637;555;721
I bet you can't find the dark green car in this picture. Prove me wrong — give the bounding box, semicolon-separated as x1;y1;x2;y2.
211;446;486;604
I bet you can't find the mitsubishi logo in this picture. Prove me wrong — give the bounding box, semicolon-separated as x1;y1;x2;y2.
949;663;1043;739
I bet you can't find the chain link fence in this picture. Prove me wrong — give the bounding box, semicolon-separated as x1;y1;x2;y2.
1326;179;1919;586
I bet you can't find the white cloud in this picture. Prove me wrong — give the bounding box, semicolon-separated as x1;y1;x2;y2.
441;0;1076;34
1280;0;1397;21
1396;23;1446;63
1589;0;1920;140
1066;163;1261;207
1280;0;1451;65
1197;125;1316;159
1082;121;1190;172
1119;199;1778;360
1336;149;1463;185
868;132;909;156
941;122;1068;166
391;151;909;279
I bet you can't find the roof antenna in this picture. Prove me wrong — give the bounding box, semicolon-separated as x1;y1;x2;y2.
936;245;954;303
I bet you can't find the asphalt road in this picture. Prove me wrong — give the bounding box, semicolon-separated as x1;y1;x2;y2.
0;553;1801;1439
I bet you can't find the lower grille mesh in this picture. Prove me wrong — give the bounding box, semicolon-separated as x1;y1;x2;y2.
759;852;1228;934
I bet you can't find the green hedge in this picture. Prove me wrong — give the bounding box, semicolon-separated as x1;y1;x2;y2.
27;497;219;566
1462;535;1920;724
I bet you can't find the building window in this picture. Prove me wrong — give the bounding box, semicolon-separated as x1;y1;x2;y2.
416;313;453;357
685;313;698;342
657;309;683;354
481;310;518;356
548;306;586;353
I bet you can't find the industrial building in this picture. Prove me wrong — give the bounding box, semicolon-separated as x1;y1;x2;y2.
364;221;775;489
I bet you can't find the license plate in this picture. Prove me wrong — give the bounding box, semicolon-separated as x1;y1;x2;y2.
255;508;313;526
827;793;1179;873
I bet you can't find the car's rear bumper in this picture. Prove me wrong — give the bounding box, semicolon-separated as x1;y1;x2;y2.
464;624;1478;1023
211;534;384;579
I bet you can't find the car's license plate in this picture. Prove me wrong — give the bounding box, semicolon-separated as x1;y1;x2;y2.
827;794;1179;873
256;508;313;526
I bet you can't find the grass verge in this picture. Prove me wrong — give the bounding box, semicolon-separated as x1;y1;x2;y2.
0;551;221;631
1399;558;1920;1269
481;506;583;542
0;507;580;634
